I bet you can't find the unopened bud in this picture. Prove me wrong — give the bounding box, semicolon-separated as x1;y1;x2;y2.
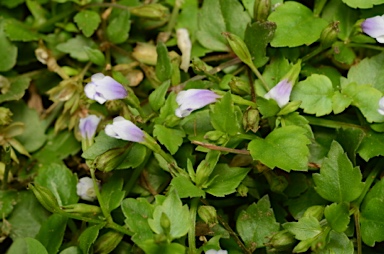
191;57;212;75
130;4;169;20
93;146;129;172
242;108;260;133
229;77;251;95
292;237;313;253
198;206;218;226
223;32;253;67
204;130;228;145
237;184;248;197
320;21;339;49
254;0;271;21
61;203;102;215
35;47;49;64
76;177;99;201
94;230;124;254
268;230;296;251
0;75;10;94
29;183;60;213
132;43;158;66
303;206;324;221
0;107;12;125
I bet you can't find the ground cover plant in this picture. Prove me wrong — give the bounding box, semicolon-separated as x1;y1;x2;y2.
1;0;384;253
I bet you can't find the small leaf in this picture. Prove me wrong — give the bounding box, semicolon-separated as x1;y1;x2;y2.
84;47;105;66
236;195;280;251
153;125;185;155
248;126;310;171
56;35;96;62
78;224;104;254
358;129;384;161
0;21;17;71
4;19;40;41
0;77;30;103
0;190;18;217
74;10;101;37
210;92;241;135
106;10;130;44
100;175;125;213
283;216;322;241
170;176;205;198
313;141;364;203
149;80;171;111
316;231;354;254
156;42;172;82
35;214;68;254
324;203;350;233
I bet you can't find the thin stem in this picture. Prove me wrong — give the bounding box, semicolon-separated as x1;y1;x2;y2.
188;198;199;254
248;64;269;92
302;46;324;62
304;116;368;130
165;0;182;34
85;3;131;11
2;145;11;190
348;43;384;51
354;210;362;254
106;221;134;236
37;9;75;31
191;141;251;155
89;167;111;221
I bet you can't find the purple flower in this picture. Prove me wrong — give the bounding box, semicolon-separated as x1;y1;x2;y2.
84;73;127;104
378;97;384;115
175;89;220;117
105;116;144;142
264;79;292;108
79;115;101;139
76;177;97;201
362;15;384;43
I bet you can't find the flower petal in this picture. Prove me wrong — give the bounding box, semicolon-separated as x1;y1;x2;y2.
264;79;292;108
84;73;127;104
79;115;101;139
175;89;219;117
76;177;97;201
378;97;384;116
105;116;144;142
362;15;384;41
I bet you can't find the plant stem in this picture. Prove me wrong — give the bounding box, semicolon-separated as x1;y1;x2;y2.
191;141;251;155
302;46;324;62
248;63;269;92
2;145;11;190
304;116;368;130
188;198;199;254
165;0;182;34
354;210;362;254
89;166;110;221
348;43;384;51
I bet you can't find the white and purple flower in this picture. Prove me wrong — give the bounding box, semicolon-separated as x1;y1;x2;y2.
378;97;384;115
84;73;127;104
105;116;144;142
175;89;220;117
361;15;384;43
79;115;101;140
264;79;292;108
205;250;228;254
76;177;97;201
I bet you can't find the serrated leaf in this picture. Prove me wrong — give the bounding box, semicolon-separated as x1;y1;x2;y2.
196;0;251;51
360;178;384;246
283;216;322;240
170;176;205;198
236;195;279;251
335;127;365;165
100;175;125;213
153;125;185;155
324;203;350;233
248;126;310;171
313;141;364;203
291;74;334;116
210;92;241;135
331;91;352;114
106;10;130;44
4;19;40;41
56;35;96;62
316;231;354;254
0;77;30;103
268;2;327;47
84;47;105;66
74;10;101;37
204;164;250;197
358;129;384;161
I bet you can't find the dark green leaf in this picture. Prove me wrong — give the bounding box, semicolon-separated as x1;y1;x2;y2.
7;237;48;254
74;10;101;37
316;231;354;254
35;214;68;254
324;203;350;233
78;224;103;254
0;77;30;104
0;190;17;217
149;80;170;111
4;19;40;41
106;10;130;44
0;20;17;71
100;175;125;213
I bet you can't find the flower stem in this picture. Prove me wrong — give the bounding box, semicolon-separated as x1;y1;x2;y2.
248;63;269;92
89;166;110;221
188;198;199;254
304;116;368;130
191;141;251;155
348;43;384;51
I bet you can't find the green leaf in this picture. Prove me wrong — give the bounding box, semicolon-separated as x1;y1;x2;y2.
313;141;364;203
56;35;96;62
360;178;384;246
335;127;365;165
117;143;148;169
210;92;241;135
82;131;127;160
35;214;68;254
331;91;352;114
35;163;79;206
268;2;327;47
84;47;105;66
324;203;350;233
140;241;186;254
0;0;24;8
0;20;17;71
170;176;205;198
358;129;384;161
291;74;334;116
341;82;384;123
153;125;185;155
332;42;356;65
283;216;322;241
74;10;101;37
0;77;30;103
121;198;154;244
8;191;50;240
59;246;82;254
78;224;103;254
236;195;280;251
149;80;171;111
248;126;310;171
100;175;125;213
244;21;276;68
341;0;384;9
8;101;47;152
4;19;40;41
347;52;384;92
156;42;172;82
316;231;354;254
148;190;190;240
196;0;251;51
7;237;48;254
205;164;250;197
0;190;18;217
106;10;130;44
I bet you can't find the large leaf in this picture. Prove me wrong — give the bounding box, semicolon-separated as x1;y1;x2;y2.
248;126;310;171
313;141;364;203
324;202;350;233
236;195;279;251
341;0;384;8
268;2;327;47
196;0;251;51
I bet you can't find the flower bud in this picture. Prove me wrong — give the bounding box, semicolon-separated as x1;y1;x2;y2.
61;203;102;215
175;89;220;118
303;206;324;221
198;206;218;226
268;230;297;251
204;130;226;142
223;32;253;67
76;177;98;201
320;21;339;49
130;4;169;20
28;183;60;213
237;184;248;197
0;107;12;126
105;116;144;143
254;0;271;21
93;146;129;172
242;108;260;133
84;73;127;104
93;230;124;254
229;77;251;95
176;28;192;72
132;43;158;66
